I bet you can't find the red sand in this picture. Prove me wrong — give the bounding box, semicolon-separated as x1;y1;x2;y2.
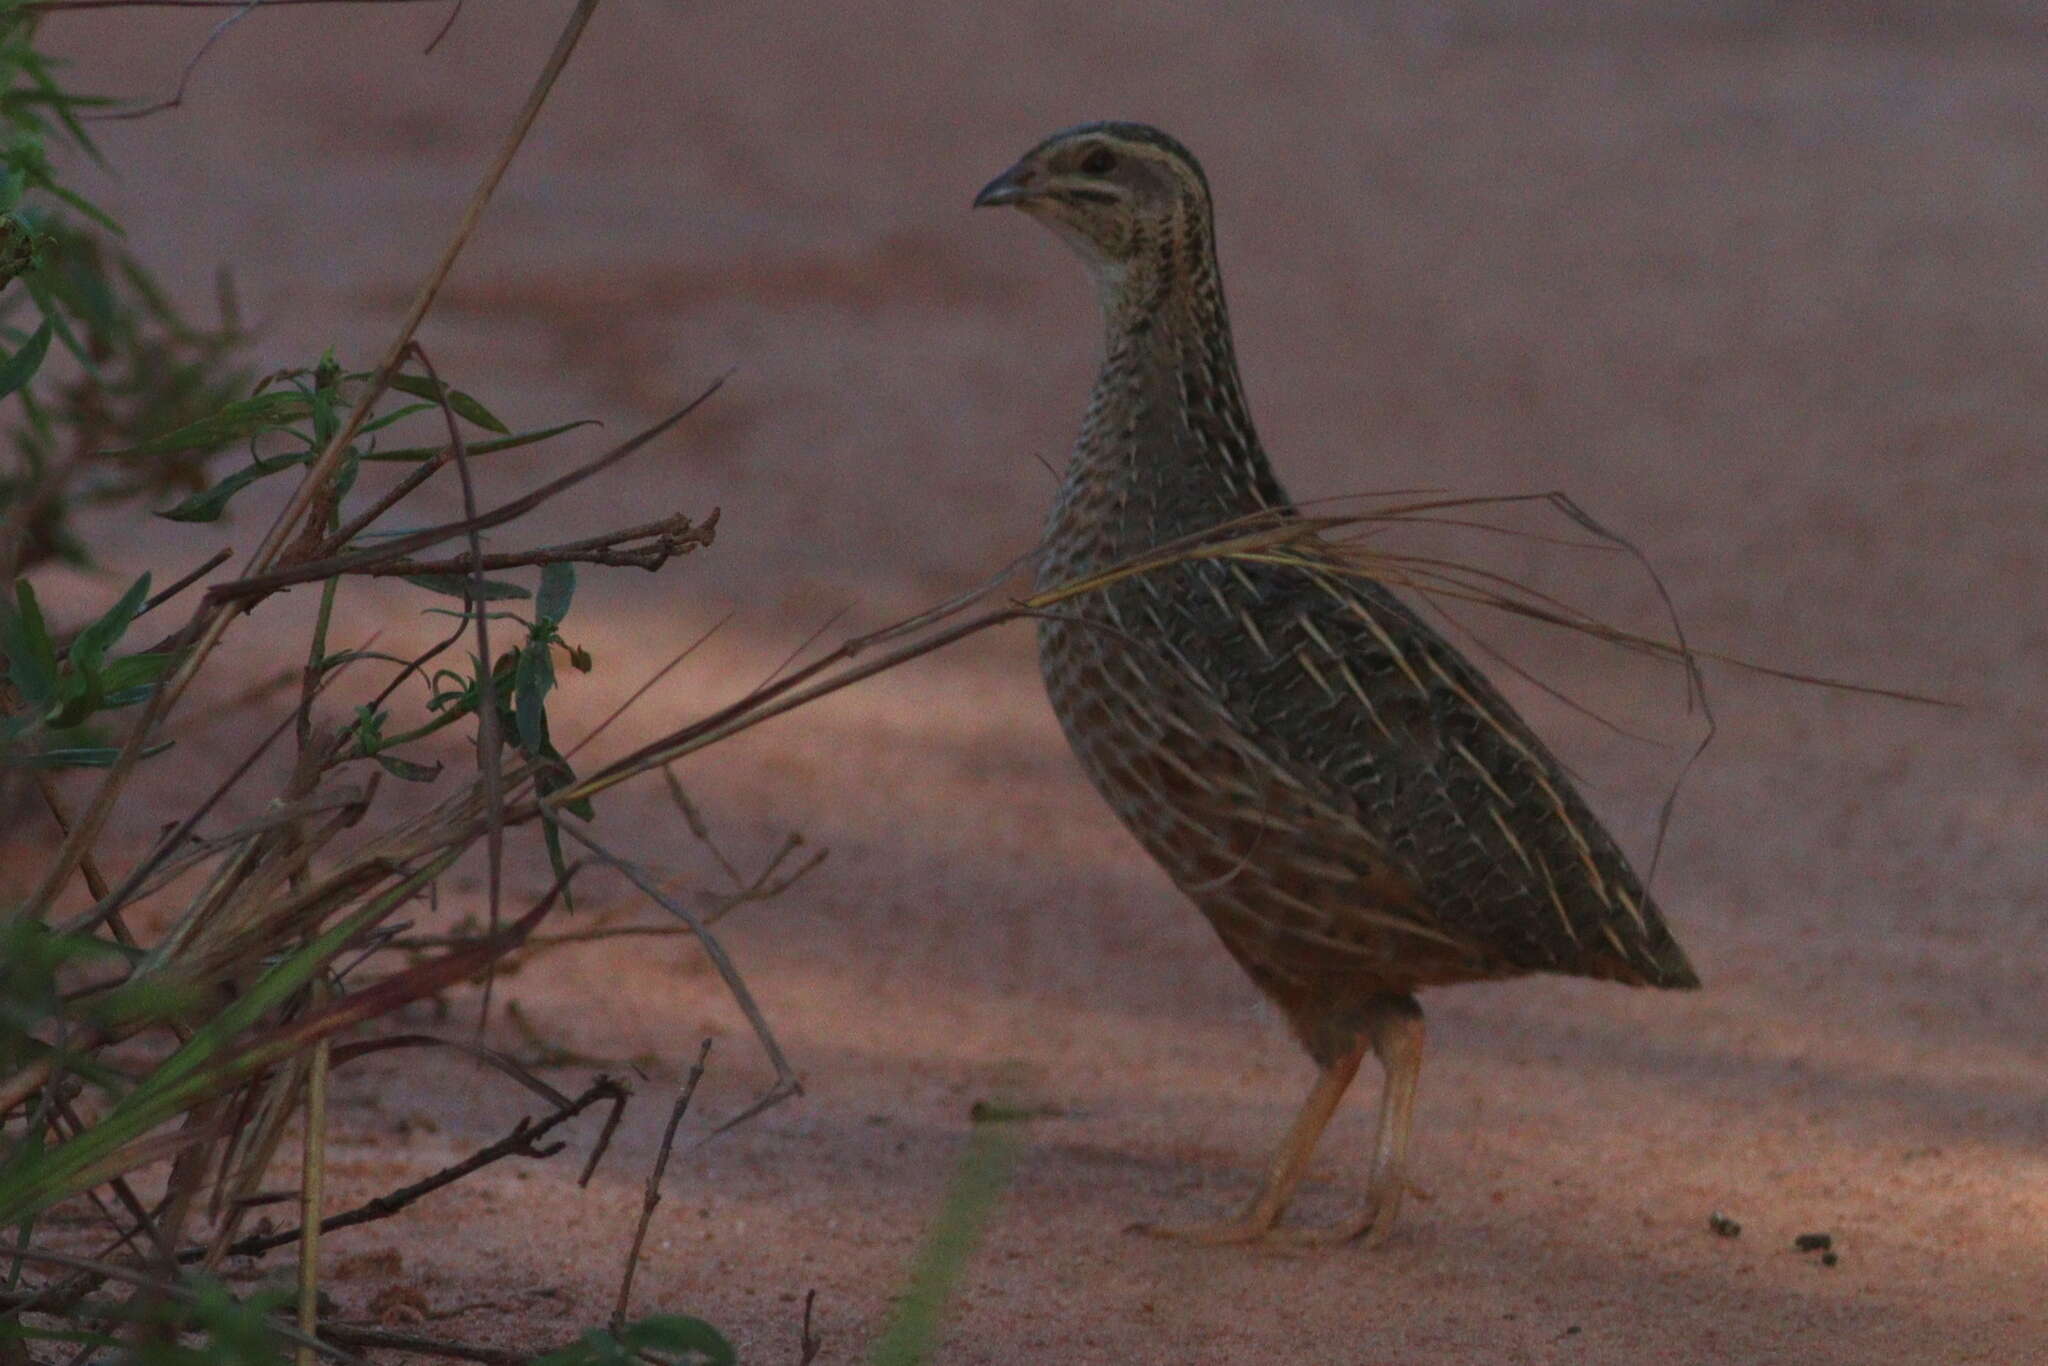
21;5;2046;1362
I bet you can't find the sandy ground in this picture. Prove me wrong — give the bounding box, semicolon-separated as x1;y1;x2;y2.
16;3;2048;1362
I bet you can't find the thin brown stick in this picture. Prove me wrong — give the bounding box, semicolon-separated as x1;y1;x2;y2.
555;820;801;1134
29;773;121;937
350;512;715;577
407;342;507;1024
204;385;721;604
559;609;732;763
798;1289;821;1365
296;993;331;1366
178;1075;630;1264
316;1325;525;1366
138;547;233;619
610;1039;712;1334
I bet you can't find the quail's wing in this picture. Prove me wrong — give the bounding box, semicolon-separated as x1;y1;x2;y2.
1128;551;1698;988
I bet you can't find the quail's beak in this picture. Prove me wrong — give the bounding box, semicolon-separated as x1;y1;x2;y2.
972;161;1038;209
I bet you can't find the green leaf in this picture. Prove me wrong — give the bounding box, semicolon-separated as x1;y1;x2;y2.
532;1316;734;1366
310;369;337;449
69;573;150;676
359;418;595;463
44;184;123;237
513;639;555;753
156;450;313;522
16;741;173;769
623;1316;736;1364
387;373;511;433
0;318;52;402
24;277;92;372
374;753;444;783
109;391;313;458
536;563;575;625
357;400;436;435
402;574;530;602
98;652;175;693
1;581;59;707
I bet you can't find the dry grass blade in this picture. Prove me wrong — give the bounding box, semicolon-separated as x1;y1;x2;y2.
407;341;507;1023
555;818;802;1138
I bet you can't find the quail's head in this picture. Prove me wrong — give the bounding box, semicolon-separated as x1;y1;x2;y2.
974;122;1214;291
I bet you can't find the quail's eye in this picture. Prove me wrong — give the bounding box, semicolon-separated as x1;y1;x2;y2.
1080;149;1117;176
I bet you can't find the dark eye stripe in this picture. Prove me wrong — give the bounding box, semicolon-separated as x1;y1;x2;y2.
1061;188;1119;206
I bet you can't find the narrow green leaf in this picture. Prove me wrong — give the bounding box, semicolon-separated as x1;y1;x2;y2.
16;741;173;769
23;277;92;372
360;418;595;463
46;184;123;237
2;581;59;706
387;373;511;433
97;652;176;693
44;673;104;728
0;319;52;402
69;573;151;676
310;370;337;449
514;639;554;753
109;391;313;458
375;753;444;783
156;450;312;522
536;563;575;625
358;400;437;435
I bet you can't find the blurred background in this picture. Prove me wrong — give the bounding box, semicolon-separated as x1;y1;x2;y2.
18;2;2046;1361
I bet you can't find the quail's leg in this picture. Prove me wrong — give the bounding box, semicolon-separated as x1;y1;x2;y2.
1277;994;1425;1246
1133;1037;1367;1245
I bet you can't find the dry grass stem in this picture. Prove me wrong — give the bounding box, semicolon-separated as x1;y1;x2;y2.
610;1039;712;1334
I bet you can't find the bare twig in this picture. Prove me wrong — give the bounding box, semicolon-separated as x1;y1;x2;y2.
349;512;715;578
92;0;261;121
317;1325;525;1366
184;1075;631;1264
610;1039;711;1333
798;1288;821;1366
555;819;802;1137
138;547;233;618
296;1006;330;1366
203;385;723;604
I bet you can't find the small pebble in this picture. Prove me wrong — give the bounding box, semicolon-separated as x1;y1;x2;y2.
1820;1251;1839;1268
1707;1211;1742;1238
1794;1232;1833;1253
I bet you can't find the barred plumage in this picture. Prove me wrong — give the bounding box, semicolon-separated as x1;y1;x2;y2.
976;122;1697;1245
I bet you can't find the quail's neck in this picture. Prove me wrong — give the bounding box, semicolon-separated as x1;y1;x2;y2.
1052;238;1290;574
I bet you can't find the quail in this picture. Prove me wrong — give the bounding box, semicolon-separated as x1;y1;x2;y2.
974;122;1699;1245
